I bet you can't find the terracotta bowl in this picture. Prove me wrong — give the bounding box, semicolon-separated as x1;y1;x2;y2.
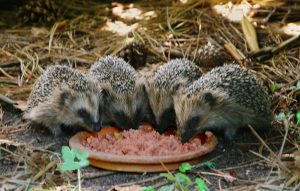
69;131;218;172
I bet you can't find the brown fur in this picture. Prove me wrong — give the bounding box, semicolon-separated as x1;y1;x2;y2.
100;77;148;130
174;89;272;142
25;84;102;136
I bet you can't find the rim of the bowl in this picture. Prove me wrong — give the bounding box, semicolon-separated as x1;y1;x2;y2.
69;131;218;164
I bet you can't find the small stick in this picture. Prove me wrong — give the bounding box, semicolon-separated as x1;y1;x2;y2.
32;160;57;182
115;175;162;187
0;67;14;79
224;42;246;65
0;60;20;68
248;125;290;173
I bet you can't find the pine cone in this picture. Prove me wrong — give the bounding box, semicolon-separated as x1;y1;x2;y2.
193;42;224;68
17;0;61;24
117;42;147;69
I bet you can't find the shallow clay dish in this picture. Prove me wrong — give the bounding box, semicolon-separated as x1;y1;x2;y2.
69;131;218;172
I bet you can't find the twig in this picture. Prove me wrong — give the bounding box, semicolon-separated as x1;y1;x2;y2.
224;42;246;65
115;175;162;187
0;60;20;68
32;160;57;182
151;180;169;189
248;126;291;173
79;171;115;181
278;119;290;157
0;79;19;85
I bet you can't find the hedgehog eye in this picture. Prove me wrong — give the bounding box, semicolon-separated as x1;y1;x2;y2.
190;116;200;124
59;91;70;105
203;92;215;106
77;108;90;119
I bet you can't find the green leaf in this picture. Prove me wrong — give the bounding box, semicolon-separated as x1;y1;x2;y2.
295;81;300;90
175;173;193;185
75;150;89;168
61;146;76;162
142;186;156;191
157;184;175;191
270;82;277;93
174;182;190;191
296;110;300;124
195;178;209;191
60;146;90;172
160;173;175;182
179;162;192;173
75;150;89;161
78;158;89;168
203;162;216;169
275;112;286;121
60;161;81;172
288;81;299;90
297;136;300;142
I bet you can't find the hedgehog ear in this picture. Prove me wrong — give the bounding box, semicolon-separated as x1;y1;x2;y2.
57;88;73;106
52;85;72;106
173;83;184;94
101;88;110;101
203;92;215;106
59;91;69;105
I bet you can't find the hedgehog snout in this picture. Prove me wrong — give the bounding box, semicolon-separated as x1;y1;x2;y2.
92;115;102;131
91;122;101;131
179;127;197;143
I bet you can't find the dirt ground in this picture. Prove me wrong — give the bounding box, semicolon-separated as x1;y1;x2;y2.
0;87;290;191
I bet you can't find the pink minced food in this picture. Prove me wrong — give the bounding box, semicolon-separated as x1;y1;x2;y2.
81;128;204;156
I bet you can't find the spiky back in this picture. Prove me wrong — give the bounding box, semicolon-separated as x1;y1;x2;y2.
193;42;223;68
185;64;271;115
150;58;203;91
88;56;137;94
28;65;89;109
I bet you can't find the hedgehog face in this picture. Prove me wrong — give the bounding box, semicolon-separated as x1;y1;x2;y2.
173;91;216;143
53;86;102;132
101;83;147;130
146;87;176;133
145;80;186;133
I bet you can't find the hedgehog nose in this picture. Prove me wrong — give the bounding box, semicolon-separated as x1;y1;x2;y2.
92;116;102;131
180;127;197;143
92;122;101;131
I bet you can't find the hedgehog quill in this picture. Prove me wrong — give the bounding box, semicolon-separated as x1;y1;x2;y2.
145;58;203;133
88;56;148;130
174;64;273;143
25;65;103;136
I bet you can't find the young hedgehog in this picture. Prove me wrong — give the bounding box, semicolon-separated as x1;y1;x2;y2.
173;64;273;143
87;56;147;130
25;65;102;136
145;58;203;133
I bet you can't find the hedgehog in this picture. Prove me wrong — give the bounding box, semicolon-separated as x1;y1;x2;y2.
87;56;148;130
24;65;103;136
192;41;224;68
145;58;203;133
173;64;273;143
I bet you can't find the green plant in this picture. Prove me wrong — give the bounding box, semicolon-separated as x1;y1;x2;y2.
142;162;210;191
275;112;291;122
288;80;300;90
270;82;277;93
59;146;89;191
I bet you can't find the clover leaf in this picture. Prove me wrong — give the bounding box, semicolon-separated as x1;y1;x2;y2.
59;146;89;172
175;173;193;185
195;178;209;191
178;162;192;173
